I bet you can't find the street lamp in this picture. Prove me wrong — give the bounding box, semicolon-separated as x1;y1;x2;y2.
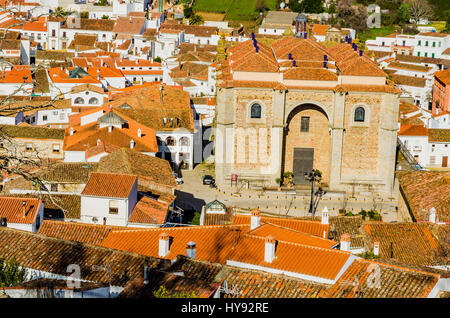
304;169;326;216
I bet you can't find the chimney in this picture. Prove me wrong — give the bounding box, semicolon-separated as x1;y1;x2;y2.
70;127;74;135
186;241;196;258
340;233;351;251
159;85;164;104
323;54;328;61
22;200;26;218
158;232;170;257
130;139;135;149
1;217;6;227
323;61;327;68
97;139;101;145
359;50;363;57
429;207;436;223
108;125;113;132
321;206;329;225
137;128;142;138
250;208;261;230
288;53;293;60
292;60;296;67
163;117;167;126
373;241;380;256
264;236;276;263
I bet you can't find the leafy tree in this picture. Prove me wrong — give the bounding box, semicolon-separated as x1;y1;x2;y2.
153;286;199;298
446;13;450;31
336;0;368;32
254;0;269;12
298;0;324;13
397;3;411;25
183;6;193;19
50;6;71;18
101;15;109;19
94;0;109;5
328;3;336;14
189;13;204;25
0;258;27;287
80;12;89;19
153;57;162;63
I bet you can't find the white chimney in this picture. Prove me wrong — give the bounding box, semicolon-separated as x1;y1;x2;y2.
429;207;436;223
137;128;142;138
69;127;74;135
108;125;113;132
163;117;167;126
373;241;380;256
264;236;276;263
186;241;196;258
340;233;351;252
158;232;170;257
130;139;135;149
97;139;101;145
321;206;329;225
250;208;261;230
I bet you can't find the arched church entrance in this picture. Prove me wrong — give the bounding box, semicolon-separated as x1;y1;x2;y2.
282;104;331;186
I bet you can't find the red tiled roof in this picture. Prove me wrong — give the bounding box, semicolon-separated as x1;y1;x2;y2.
228;235;351;281
0;196;41;224
81;172;137;198
38;220;127;245
233;214;330;238
326;259;439;298
434;68;450;85
128;195;169;224
398;124;428;136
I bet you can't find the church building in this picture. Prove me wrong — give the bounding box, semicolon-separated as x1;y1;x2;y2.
214;15;401;198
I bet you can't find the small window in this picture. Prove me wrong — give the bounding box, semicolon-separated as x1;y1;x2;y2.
50;184;58;192
354;107;365;122
25;143;33;151
109;200;119;214
43;115;48;121
52;144;60;153
250;103;262;119
300;116;310;132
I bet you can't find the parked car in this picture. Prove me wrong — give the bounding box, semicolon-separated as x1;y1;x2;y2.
174;173;183;185
203;175;214;185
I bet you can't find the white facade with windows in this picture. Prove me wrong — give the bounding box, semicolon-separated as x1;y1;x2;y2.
157;130;194;170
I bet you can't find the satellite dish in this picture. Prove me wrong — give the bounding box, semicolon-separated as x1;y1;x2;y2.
280;2;285;8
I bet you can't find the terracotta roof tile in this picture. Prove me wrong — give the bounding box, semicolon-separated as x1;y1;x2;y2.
0;196;41;224
326;259;439;298
434;68;450;85
362;222;447;266
0;226;158;286
38;220;126;245
128;195;169;225
81;172;137;198
397;171;450;222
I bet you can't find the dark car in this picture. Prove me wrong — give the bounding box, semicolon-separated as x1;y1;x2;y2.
203;175;214;185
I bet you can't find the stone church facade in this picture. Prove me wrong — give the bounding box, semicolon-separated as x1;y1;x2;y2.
215;33;401;198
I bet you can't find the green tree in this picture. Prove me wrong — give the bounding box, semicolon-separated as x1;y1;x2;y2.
397;3;411;24
80;12;89;19
328;3;336;14
189;13;204;25
95;0;108;5
102;15;109;19
299;0;324;13
446;13;450;31
50;6;71;18
153;286;199;298
183;6;193;19
254;0;269;12
0;258;27;287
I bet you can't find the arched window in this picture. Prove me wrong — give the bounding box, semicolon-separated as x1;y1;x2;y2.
354;107;365;122
89;97;98;105
180;137;189;146
250;103;262;119
165;137;175;146
74;97;84;104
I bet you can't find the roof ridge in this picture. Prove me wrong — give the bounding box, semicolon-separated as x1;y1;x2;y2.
108;223;250;234
242;233;349;255
356;258;441;278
